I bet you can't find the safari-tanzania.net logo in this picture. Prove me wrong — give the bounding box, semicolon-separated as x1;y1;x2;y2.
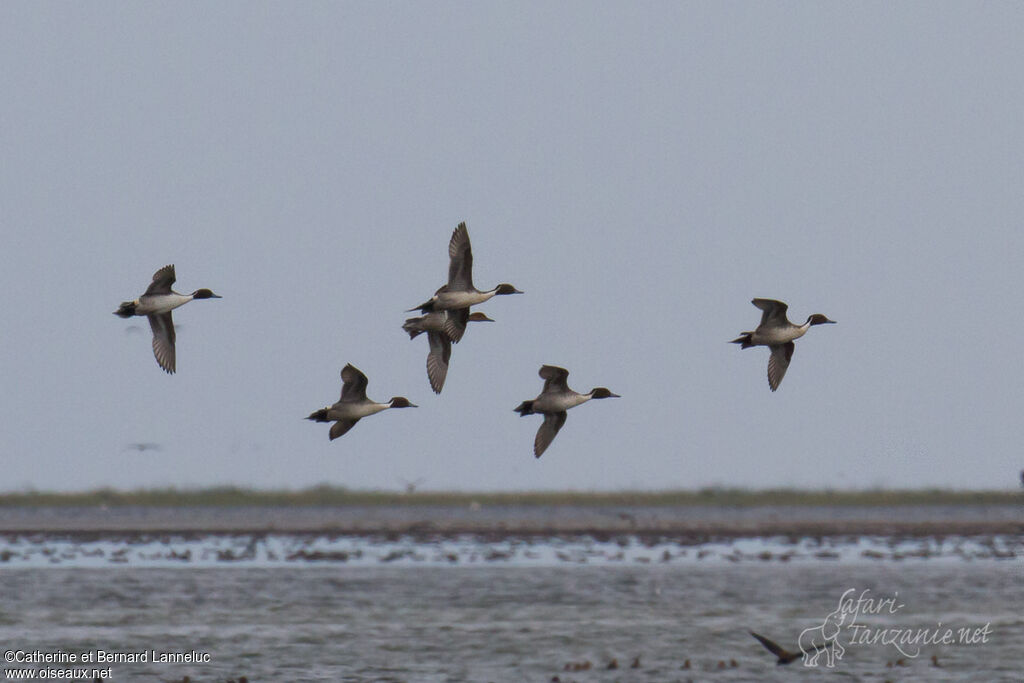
752;588;993;668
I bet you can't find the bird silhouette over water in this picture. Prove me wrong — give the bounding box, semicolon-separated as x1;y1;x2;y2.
750;631;833;665
731;298;835;391
306;364;417;440
114;264;221;373
514;365;619;457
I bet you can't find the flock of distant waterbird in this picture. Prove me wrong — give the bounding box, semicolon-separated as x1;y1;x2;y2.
116;222;836;455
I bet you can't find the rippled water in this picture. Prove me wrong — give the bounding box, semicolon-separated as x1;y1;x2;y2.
1;504;1020;681
2;560;1021;681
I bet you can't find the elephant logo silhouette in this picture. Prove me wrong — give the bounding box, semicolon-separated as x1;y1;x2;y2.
799;607;846;667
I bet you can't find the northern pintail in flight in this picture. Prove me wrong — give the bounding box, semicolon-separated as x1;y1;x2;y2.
408;222;521;340
403;310;493;393
749;631;835;665
514;365;619;458
114;264;221;374
306;364;417;440
731;298;835;391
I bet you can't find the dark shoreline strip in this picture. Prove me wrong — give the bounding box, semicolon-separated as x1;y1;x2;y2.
2;522;1022;539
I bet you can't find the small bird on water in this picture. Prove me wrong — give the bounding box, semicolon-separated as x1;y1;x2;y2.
114;264;221;374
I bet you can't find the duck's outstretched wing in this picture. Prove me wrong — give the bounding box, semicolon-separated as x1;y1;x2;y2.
767;342;794;391
426;331;452;394
539;365;571;393
144;264;176;296
442;307;469;343
752;298;789;327
750;631;787;658
148;312;176;374
447;222;474;291
340;364;370;402
329;419;359;440
534;411;567;458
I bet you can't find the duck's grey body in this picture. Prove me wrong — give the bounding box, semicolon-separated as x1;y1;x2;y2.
114;264;221;374
731;298;835;391
409;222;521;317
306;364;417;440
514;365;619;458
403;310;493;394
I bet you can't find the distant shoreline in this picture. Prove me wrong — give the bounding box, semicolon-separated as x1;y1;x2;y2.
0;486;1021;508
0;487;1020;538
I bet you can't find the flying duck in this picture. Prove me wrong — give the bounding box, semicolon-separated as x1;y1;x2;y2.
514;365;619;457
306;364;417;440
114;264;220;373
408;222;521;336
403;310;494;393
731;298;835;391
750;631;834;665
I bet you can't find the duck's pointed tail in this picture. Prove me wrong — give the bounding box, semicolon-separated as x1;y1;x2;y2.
402;319;425;339
306;408;330;422
730;332;755;349
114;301;137;318
514;400;535;416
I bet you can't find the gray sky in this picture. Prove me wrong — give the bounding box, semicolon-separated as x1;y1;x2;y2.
3;3;1022;491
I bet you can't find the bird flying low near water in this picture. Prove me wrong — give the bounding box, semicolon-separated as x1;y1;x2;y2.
514;365;619;458
749;631;835;665
408;222;521;332
731;298;835;391
114;264;221;373
403;310;494;393
306;364;417;440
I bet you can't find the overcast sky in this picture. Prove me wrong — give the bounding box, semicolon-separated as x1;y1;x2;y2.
2;3;1022;492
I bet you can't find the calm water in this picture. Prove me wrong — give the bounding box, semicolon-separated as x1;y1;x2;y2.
1;559;1021;681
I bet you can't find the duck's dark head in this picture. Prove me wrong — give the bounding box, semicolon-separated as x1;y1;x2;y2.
807;314;835;326
389;397;418;408
468;312;495;322
192;288;222;300
590;387;620;399
494;284;522;295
